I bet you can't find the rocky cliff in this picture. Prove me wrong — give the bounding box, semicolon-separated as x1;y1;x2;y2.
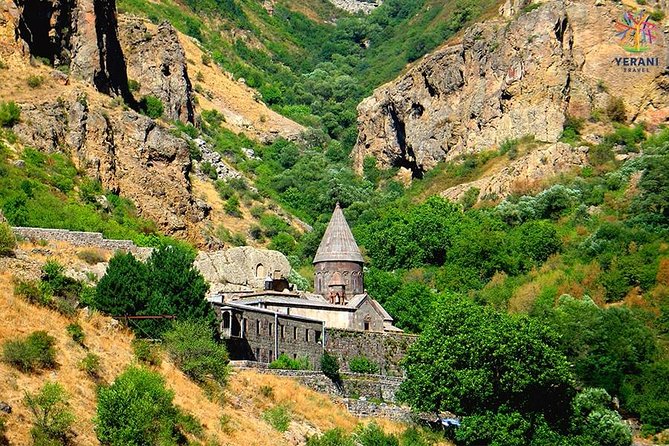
118;17;195;123
353;0;669;180
2;0;207;237
13;96;208;236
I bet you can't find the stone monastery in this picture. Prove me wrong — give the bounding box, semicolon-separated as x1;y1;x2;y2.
209;203;405;370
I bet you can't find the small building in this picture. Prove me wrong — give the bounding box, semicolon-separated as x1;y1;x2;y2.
212;203;401;368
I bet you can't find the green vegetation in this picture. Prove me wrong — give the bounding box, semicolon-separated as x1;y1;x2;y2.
66;323;85;346
93;244;214;338
163;321;229;384
0;142;162;245
79;352;102;379
307;423;438;446
0;101;20;127
131;339;162;366
269;353;310;370
262;405;291;432
138;95;164;119
348;356;379;374
26;75;44;88
24;382;75;445
2;331;57;373
95;367;192;446
320;352;341;383
399;295;631;445
0;221;15;255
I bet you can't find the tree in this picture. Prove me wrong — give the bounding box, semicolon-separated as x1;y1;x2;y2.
94;252;149;317
24;382;75;445
398;295;575;439
163;321;229;384
95;367;181;446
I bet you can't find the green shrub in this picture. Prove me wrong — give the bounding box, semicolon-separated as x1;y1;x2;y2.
27;75;44;88
262;405;291;432
307;428;354;446
348;356;379;374
499;138;519;159
66;323;85;345
163;321;229;385
321;352;340;382
24;382;74;445
127;79;140;92
200;161;218;180
79;352;101;378
131;339;161;366
95;367;182;446
0;101;20;127
649;8;665;21
0;222;16;255
355;422;399;446
224;195;241;217
269;354;310;370
138;95;164;119
2;331;57;372
176;409;204;439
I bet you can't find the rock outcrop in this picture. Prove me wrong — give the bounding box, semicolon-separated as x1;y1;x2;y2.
329;0;381;14
353;0;669;178
440;143;589;203
13;96;207;236
118;18;195;123
195;247;292;294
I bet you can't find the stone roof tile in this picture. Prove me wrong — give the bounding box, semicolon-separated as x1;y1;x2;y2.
313;203;364;264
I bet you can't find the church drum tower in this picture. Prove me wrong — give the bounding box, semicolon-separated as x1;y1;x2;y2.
313;203;364;304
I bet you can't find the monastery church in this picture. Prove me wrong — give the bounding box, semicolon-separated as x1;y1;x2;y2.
210;203;401;366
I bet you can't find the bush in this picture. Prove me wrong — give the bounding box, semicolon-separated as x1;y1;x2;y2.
269;354;310;370
66;323;85;345
606;97;626;123
348;356;379;374
2;331;57;372
24;382;74;445
95;367;182;446
321;352;340;382
131;339;161;366
224;195;241;217
79;352;101;378
0;222;16;255
260;385;274;399
262;405;291;432
138;95;164;119
355;422;399;446
76;249;105;265
163;321;229;385
0;101;20;127
307;428;355;446
27;75;44;88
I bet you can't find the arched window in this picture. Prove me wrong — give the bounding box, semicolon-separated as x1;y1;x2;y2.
256;263;265;278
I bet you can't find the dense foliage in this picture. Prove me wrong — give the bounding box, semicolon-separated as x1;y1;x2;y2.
24;382;75;445
163;321;229;384
398;295;632;445
95;367;189;446
93;244;215;338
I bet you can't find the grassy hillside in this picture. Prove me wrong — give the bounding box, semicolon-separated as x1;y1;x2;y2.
0;246;437;446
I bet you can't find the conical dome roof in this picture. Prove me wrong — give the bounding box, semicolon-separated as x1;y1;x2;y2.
313;203;364;264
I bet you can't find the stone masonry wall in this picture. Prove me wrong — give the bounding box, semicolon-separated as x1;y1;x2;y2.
325;329;417;377
12;227;152;257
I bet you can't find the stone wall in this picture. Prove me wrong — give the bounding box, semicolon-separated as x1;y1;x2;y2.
232;363;404;403
344;399;412;422
12;227;152;257
325;329;417;377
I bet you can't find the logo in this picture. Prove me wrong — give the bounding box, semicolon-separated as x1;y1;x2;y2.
615;10;658;53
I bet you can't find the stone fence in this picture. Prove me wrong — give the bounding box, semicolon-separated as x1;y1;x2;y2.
12;227;153;257
232;362;413;421
231;361;404;403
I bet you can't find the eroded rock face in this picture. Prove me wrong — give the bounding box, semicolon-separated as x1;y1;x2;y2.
329;0;381;14
440;143;589;203
13;97;206;236
195;247;292;294
353;0;669;178
118;18;195;123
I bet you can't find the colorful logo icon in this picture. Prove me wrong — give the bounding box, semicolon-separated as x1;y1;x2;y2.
615;10;658;53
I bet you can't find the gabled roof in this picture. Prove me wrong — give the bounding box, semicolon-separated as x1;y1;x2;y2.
313;203;364;264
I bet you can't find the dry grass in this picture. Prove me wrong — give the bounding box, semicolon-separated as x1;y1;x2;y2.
0;251;423;446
